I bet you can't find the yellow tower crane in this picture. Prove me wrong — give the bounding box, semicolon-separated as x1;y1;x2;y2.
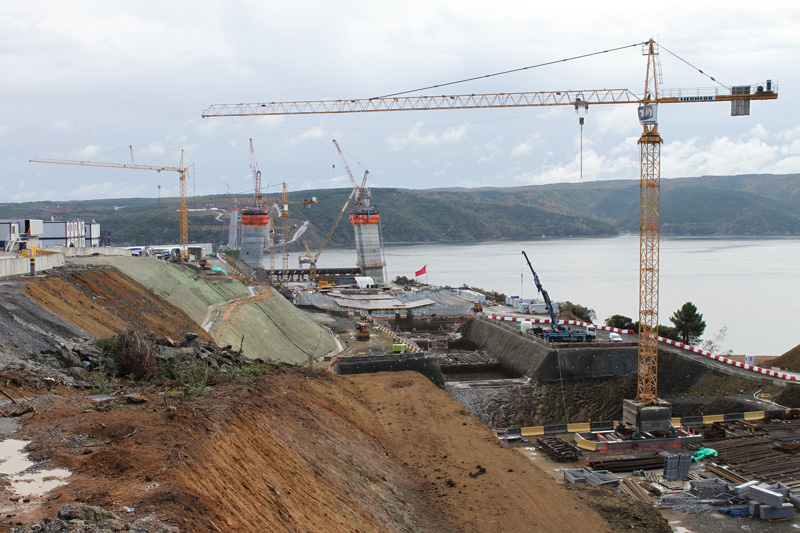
31;147;194;260
202;39;777;415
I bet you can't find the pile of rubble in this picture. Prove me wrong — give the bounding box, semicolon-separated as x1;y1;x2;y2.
29;333;251;386
11;503;178;532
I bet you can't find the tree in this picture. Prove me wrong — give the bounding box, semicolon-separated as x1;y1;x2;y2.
605;314;635;330
558;301;596;323
669;302;706;345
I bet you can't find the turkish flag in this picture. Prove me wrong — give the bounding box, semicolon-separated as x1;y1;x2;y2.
415;265;426;277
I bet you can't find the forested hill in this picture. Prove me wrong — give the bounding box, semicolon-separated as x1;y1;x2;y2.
1;173;798;248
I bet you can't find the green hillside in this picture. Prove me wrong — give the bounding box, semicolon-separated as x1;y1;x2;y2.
2;173;798;247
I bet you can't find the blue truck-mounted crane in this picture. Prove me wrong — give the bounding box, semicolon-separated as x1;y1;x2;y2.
521;251;596;343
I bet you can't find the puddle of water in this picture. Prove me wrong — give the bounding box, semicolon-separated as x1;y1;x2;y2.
10;468;72;496
0;438;71;497
0;439;33;475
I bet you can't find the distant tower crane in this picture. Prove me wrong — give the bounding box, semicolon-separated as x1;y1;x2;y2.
332;139;371;210
30;147;194;259
331;139;386;281
203;39;777;423
299;185;359;279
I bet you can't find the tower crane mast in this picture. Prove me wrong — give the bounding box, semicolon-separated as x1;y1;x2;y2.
250;138;263;207
332;139;372;210
203;39;777;415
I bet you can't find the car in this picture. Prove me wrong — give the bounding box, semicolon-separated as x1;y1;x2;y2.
608;332;623;342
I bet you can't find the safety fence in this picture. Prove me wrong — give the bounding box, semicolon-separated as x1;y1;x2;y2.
495;409;799;439
485;314;797;382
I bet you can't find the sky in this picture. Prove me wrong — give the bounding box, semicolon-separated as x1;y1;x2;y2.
2;1;799;202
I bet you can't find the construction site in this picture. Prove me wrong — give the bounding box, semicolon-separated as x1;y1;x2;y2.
2;38;798;533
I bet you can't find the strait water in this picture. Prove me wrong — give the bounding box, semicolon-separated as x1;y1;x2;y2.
288;235;800;357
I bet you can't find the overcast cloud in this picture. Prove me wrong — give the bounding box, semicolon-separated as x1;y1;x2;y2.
1;1;798;202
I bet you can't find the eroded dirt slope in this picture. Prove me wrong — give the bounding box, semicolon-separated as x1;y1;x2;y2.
348;371;610;533
770;343;800;371
23;264;211;342
4;368;610;532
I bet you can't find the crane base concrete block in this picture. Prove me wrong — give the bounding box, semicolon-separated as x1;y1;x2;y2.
623;398;673;433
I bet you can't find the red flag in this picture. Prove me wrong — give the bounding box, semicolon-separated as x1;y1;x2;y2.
415;265;426;277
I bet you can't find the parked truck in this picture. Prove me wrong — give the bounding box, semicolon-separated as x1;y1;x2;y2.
521;251;596;343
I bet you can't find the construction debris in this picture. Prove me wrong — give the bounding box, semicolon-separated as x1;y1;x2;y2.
536;436;581;462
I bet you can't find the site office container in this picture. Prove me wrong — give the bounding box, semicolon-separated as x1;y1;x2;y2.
42;220;85;247
85;223;101;247
0;221;19;250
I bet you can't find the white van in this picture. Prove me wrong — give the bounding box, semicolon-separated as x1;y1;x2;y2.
608;332;623;342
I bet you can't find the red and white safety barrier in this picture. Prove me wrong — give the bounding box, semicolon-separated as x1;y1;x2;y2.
486;314;633;334
485;314;797;381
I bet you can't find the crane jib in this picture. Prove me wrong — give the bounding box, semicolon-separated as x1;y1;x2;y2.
202;84;776;117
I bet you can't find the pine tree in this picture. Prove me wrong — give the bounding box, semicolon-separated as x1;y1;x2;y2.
669;302;706;345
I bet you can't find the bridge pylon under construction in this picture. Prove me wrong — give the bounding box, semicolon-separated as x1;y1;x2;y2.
351;208;386;283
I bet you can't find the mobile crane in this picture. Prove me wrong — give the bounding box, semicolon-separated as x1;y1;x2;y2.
522;251;596;343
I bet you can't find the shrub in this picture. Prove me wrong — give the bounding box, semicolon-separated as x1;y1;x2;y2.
159;357;213;398
88;365;116;394
95;327;158;381
231;361;275;378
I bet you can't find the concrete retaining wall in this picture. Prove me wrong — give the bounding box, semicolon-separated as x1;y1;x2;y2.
332;355;445;387
460;317;554;378
0;253;65;277
43;246;132;258
538;346;639;382
34;252;66;272
2;247;131;278
0;257;30;277
463;318;642;382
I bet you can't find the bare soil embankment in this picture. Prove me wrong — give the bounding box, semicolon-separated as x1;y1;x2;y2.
3;367;618;532
0;260;663;531
73;256;336;363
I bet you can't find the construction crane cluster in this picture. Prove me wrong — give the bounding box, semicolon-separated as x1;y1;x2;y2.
202;39;777;429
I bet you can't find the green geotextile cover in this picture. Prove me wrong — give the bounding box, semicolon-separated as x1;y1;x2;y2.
691;447;718;462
